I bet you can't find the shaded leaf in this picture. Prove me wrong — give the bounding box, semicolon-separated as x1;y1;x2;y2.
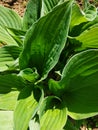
23;0;42;30
19;0;72;80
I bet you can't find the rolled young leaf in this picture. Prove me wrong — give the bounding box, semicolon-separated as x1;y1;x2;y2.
19;0;73;80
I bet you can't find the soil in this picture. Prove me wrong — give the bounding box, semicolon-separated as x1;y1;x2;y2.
0;0;28;16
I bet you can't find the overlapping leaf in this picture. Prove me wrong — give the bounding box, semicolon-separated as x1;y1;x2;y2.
14;87;44;130
0;74;25;110
40;97;67;130
70;27;98;51
0;45;21;72
0;5;22;29
19;0;72;80
49;49;98;119
23;0;42;30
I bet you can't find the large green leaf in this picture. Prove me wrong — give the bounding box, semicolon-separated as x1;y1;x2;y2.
0;26;18;45
23;0;42;30
14;86;43;130
49;49;98;119
71;27;98;51
0;5;22;29
40;96;67;130
61;49;98;119
19;0;72;80
0;46;21;72
0;111;13;130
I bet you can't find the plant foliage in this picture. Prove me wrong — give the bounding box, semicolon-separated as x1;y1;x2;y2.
0;0;98;129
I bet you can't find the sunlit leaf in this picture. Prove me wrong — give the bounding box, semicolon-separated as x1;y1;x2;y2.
0;111;13;130
14;86;43;130
0;46;21;72
0;5;22;29
60;49;98;119
40;96;67;130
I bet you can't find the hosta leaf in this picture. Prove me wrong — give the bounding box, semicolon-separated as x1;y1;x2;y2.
0;5;22;29
0;74;25;93
14;86;43;130
84;3;97;21
0;45;21;72
40;96;67;130
60;49;98;119
0;111;13;130
29;119;40;130
70;3;87;29
0;26;18;45
41;0;60;16
0;74;25;110
71;27;98;51
19;0;72;80
0;91;19;110
23;0;42;30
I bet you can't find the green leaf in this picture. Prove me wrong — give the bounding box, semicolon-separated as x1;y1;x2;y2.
29;118;40;130
40;96;67;130
0;5;22;29
0;91;19;110
19;0;72;80
60;49;98;119
23;0;42;30
41;0;60;16
0;46;21;72
0;111;13;130
71;27;98;51
0;26;18;45
18;68;39;82
14;86;43;130
84;3;97;21
70;3;87;30
0;74;25;110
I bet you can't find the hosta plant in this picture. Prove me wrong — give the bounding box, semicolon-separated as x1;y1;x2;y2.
0;0;98;130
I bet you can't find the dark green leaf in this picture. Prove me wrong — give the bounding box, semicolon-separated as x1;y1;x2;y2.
23;0;42;30
19;0;72;80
